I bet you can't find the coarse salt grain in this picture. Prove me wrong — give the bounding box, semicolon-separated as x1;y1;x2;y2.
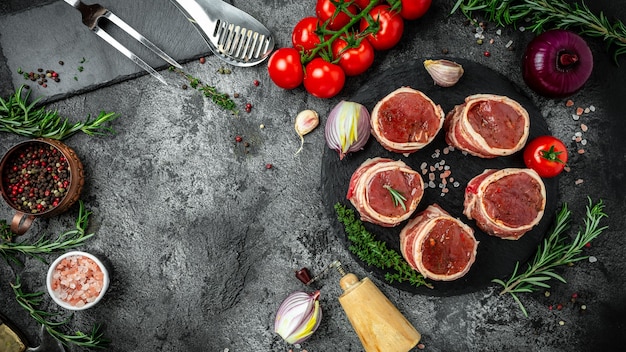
581;124;588;132
589;256;597;263
51;255;104;307
575;179;584;185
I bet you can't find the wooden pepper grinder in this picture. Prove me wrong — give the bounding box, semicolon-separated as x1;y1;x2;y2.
336;263;421;352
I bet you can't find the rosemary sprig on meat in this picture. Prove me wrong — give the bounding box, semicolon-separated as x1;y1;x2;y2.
492;198;607;316
451;0;626;62
11;276;109;349
0;85;119;139
383;185;407;211
334;202;433;289
0;201;95;265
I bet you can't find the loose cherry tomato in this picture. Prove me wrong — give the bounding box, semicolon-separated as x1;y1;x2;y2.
331;36;375;76
360;5;405;51
303;58;346;99
267;48;304;90
316;0;359;31
523;135;569;178
399;0;432;20
292;17;322;55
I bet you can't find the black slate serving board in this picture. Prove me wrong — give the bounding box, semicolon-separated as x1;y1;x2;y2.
321;58;559;296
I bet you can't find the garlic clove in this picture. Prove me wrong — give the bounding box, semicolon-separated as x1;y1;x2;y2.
295;109;320;155
295;109;320;136
423;59;464;87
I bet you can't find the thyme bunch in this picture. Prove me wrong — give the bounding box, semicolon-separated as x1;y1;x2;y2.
0;85;119;139
334;202;433;289
493;198;608;316
451;0;626;62
0;201;95;265
10;276;109;348
169;67;238;115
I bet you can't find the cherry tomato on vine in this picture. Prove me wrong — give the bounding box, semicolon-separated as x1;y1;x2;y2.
267;48;304;90
292;17;322;55
399;0;432;20
360;5;405;51
353;0;380;11
316;0;359;31
303;58;346;99
331;36;375;76
523;135;569;178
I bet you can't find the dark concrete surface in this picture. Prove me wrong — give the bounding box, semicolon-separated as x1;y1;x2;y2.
1;1;625;351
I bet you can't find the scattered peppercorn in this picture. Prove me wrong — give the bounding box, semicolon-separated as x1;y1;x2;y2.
245;103;252;113
199;57;206;64
484;51;491;57
253;79;260;86
235;135;243;143
58;60;64;65
265;163;273;169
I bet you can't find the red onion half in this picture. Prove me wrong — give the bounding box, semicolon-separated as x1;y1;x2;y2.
522;29;593;98
325;101;371;160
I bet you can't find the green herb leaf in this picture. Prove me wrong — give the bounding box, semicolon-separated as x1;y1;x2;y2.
171;67;238;115
383;185;407;211
0;85;119;140
492;197;608;316
0;201;95;265
334;202;433;289
451;0;626;62
10;276;109;348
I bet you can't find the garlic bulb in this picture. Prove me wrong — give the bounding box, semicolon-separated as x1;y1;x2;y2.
294;109;320;155
423;59;464;87
325;101;371;160
274;291;322;344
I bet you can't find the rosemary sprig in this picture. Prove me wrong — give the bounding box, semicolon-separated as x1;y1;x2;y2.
383;185;407;211
334;202;433;289
451;0;626;62
169;67;239;115
492;198;608;316
10;276;109;349
0;201;95;265
0;85;119;139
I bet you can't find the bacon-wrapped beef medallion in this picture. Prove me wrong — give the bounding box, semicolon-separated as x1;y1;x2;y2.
370;87;444;155
400;204;478;281
464;168;546;240
445;94;530;158
347;157;424;227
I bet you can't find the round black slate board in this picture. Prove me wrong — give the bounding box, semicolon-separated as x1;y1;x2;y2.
321;58;559;296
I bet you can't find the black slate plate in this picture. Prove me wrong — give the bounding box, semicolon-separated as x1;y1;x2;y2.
321;58;559;296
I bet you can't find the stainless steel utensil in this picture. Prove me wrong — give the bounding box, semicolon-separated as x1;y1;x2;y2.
63;0;183;84
169;0;274;67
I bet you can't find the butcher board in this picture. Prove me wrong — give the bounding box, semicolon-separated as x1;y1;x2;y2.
321;58;559;296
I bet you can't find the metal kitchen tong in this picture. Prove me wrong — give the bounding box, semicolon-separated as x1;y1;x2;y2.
169;0;274;67
63;0;182;84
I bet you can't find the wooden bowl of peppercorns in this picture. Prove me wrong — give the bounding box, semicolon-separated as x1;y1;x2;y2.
0;138;84;236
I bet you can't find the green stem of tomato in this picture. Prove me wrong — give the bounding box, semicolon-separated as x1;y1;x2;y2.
302;0;397;64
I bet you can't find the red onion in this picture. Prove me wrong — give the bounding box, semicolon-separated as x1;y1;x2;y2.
325;101;371;160
522;29;593;98
273;290;322;344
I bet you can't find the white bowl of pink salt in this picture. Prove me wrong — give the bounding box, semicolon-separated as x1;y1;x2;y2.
47;251;109;310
